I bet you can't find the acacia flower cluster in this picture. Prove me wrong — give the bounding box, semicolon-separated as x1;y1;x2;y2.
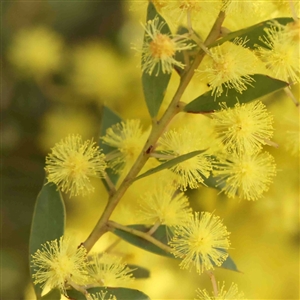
28;1;297;298
256;20;300;84
139;16;195;75
196;38;263;98
212;100;274;154
212;100;277;201
158;127;213;190
31;236;88;295
45;134;107;197
31;237;134;296
88;252;134;287
215;151;277;201
170;212;230;274
138;176;192;230
101;119;149;175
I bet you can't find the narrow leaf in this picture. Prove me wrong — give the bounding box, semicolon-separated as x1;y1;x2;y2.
29;180;66;298
67;287;150;300
128;264;151;279
210;17;294;49
173;26;198;75
99;106;123;190
135;150;205;181
142;1;172;117
112;224;174;258
221;255;240;273
184;74;288;113
112;224;239;272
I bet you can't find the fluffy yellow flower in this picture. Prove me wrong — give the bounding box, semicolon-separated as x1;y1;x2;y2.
196;282;245;300
45;135;107;197
88;253;134;287
8;26;63;78
256;21;300;84
196;39;263;98
31;236;88;295
139;17;195;75
71;42;126;101
138;177;192;228
214;151;277;201
101;119;149;175
170;212;230;274
212;100;274;154
158;127;213;190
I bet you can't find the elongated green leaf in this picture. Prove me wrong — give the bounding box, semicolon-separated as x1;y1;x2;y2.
135;150;205;181
112;224;239;272
221;255;240;273
112;225;174;258
184;74;288;113
128;264;151;279
210;17;294;49
142;2;172;118
67;287;150;300
99;106;122;190
173;26;198;76
41;289;61;300
29;180;66;298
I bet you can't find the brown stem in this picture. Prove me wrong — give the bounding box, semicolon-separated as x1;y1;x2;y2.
204;11;225;47
206;271;218;297
284;86;299;107
147;221;161;235
82;10;226;254
103;172;116;196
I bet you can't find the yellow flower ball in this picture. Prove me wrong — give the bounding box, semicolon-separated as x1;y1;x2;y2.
70;42;126;101
8;26;63;78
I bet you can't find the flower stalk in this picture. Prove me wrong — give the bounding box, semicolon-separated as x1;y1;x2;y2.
82;10;226;253
206;271;218;297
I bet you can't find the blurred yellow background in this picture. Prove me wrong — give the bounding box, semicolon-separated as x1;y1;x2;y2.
2;1;299;299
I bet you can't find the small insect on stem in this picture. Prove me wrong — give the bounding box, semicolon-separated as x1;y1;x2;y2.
146;145;153;154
